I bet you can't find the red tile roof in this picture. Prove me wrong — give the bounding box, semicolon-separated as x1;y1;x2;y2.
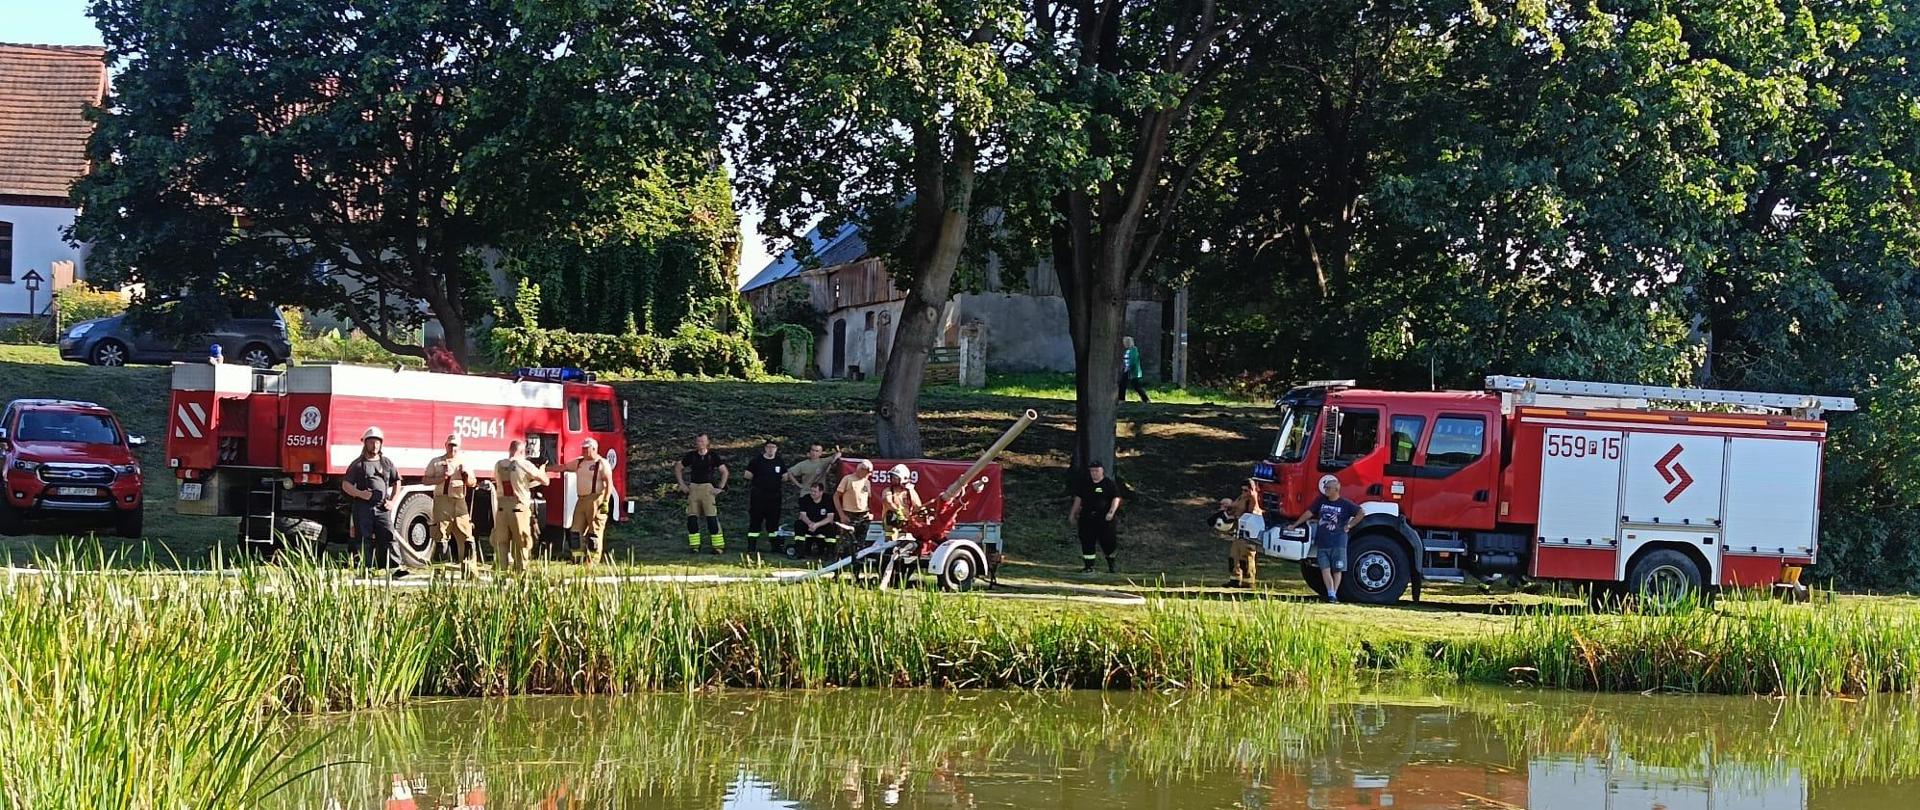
0;43;108;201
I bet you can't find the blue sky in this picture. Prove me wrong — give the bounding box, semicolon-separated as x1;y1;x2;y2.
6;0;105;47
2;0;775;282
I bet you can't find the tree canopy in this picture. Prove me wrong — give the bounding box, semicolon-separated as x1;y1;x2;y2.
73;0;727;360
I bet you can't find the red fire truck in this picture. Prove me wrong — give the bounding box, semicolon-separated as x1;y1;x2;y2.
164;362;632;558
1240;376;1856;604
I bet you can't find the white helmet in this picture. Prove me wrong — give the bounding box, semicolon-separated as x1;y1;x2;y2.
362;426;385;442
890;463;912;482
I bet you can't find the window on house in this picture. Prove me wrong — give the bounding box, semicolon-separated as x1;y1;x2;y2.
864;311;876;330
0;221;13;282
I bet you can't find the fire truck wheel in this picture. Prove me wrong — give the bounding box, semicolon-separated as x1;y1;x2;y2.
937;547;986;592
1625;549;1704;606
395;494;436;564
113;507;144;539
1341;534;1412;605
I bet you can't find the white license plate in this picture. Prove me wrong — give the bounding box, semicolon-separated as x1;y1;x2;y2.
53;486;98;497
179;483;204;501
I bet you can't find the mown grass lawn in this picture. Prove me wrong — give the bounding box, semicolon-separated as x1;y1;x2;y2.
15;342;1914;650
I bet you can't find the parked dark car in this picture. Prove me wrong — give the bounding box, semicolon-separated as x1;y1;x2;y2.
0;399;146;538
59;301;292;368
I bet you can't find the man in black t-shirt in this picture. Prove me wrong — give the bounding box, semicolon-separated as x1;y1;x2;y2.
1068;461;1130;573
743;440;787;554
674;434;729;554
794;481;837;559
342;426;414;575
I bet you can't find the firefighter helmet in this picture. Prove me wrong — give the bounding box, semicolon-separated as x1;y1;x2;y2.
362;426;385;442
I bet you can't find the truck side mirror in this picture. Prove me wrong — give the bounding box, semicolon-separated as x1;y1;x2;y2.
128;435;146;447
621;399;629;423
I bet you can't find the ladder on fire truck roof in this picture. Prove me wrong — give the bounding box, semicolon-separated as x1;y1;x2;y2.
1485;375;1858;419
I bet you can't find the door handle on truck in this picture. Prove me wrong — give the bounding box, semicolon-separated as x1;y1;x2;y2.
1474;489;1489;502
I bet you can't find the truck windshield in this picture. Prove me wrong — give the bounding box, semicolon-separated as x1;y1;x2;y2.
17;411;121;445
1271;405;1320;462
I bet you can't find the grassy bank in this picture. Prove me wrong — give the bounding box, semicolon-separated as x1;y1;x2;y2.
5;568;1920;804
0;343;1277;583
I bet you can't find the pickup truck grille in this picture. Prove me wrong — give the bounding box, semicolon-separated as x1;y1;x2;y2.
37;464;117;486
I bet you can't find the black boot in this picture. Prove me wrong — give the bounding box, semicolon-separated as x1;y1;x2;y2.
1080;559;1095;573
1107;556;1117;574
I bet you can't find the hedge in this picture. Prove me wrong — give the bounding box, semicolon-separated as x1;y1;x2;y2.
488;326;760;379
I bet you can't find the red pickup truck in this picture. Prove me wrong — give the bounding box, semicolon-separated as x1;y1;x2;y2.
0;399;146;537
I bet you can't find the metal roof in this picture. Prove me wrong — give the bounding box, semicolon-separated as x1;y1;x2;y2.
740;220;870;292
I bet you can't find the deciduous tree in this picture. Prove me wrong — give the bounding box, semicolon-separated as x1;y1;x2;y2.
726;0;1032;457
73;0;724;362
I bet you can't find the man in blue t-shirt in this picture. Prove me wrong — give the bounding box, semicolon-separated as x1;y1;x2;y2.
1289;474;1362;602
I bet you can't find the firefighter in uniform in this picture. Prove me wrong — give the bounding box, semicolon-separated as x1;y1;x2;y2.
491;440;546;572
568;437;615;565
783;443;841;494
1223;479;1261;587
1069;461;1129;573
675;434;729;554
424;434;478;573
880;463;923;540
743;440;786;554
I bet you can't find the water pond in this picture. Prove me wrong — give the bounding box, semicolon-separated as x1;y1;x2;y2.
274;685;1918;809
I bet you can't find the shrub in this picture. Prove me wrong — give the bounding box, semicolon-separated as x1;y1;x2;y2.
0;317;51;345
669;323;762;378
53;283;127;327
488;327;673;376
487;325;761;378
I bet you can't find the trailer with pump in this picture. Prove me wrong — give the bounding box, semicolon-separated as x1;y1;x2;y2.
1237;376;1856;604
164;362;633;559
788;409;1035;592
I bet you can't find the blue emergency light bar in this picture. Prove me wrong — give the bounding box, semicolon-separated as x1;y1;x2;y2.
513;367;592;382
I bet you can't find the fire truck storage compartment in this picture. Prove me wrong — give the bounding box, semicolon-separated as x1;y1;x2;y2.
1534;427;1625;547
169;363;278;517
1621;432;1724;527
1723;437;1820;559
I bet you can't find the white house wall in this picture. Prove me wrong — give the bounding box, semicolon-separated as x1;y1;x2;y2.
0;203;84;316
954;292;1165;377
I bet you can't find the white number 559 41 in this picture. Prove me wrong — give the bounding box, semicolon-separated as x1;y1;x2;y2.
453;416;504;440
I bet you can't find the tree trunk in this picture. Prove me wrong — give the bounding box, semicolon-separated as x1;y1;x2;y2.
874;126;978;458
1071;271;1127;468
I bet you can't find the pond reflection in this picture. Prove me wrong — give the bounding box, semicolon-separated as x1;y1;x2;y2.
274;686;1918;809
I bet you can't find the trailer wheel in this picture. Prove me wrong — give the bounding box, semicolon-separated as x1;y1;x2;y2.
937;547;986;592
395;493;436;565
1625;549;1704;607
1342;534;1412;605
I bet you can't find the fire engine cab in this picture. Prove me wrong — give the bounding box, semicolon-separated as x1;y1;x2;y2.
165;362;632;559
1240;376;1856;604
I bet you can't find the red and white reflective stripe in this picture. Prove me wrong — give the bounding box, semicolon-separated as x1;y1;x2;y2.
173;402;208;439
